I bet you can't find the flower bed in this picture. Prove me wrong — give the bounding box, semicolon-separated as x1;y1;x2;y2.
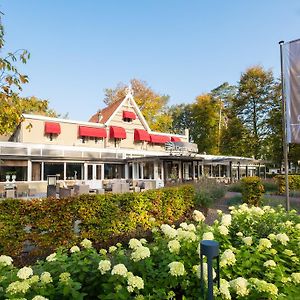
0;204;299;299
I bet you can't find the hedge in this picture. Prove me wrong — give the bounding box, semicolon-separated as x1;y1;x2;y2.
0;185;195;260
275;175;300;194
240;176;265;206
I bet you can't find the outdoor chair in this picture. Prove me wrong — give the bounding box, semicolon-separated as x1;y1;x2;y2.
74;184;90;196
16;183;29;198
59;187;74;198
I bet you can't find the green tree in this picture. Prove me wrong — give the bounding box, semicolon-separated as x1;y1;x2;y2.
190;94;221;154
233;66;277;159
168;103;193;136
103;78;171;131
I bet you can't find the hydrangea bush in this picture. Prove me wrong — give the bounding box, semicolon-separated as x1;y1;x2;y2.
0;205;299;299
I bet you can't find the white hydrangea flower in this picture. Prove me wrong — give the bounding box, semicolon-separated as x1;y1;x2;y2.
258;238;272;251
242;236;253;246
32;296;49;300
230;277;249;297
109;246;117;253
283;249;294;256
40;272;52;284
219;278;231;300
161;224;178;239
46;253;57;262
98;260;111;275
221;214;232;227
276;233;289;245
0;255;13;266
295;223;300;230
6;281;30;295
193;263;216;280
111;264;128;277
28;275;39;284
236;232;243;237
127;273;144;292
193;210;206;222
251;206;264;215
218;225;229;236
268;233;276;240
59;272;71;283
291;273;300;284
99;249;107;255
80;238;92;249
168;240;181;254
17;266;33;280
177;228;197;242
217;209;223;215
70;246;80;253
220;249;236;267
202;232;214;240
129;238;142;250
187;224;196;232
263;260;276;268
140;238;147;245
285;221;293;227
131;246;151;262
250;278;278;296
168;261;185;277
180;222;188;230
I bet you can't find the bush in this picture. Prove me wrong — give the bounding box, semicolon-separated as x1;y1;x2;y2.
227;181;242;193
262;179;279;193
241;176;265;206
275;175;300;194
0;205;299;299
0;185;195;259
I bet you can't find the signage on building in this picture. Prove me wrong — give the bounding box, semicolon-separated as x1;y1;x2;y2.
165;141;198;154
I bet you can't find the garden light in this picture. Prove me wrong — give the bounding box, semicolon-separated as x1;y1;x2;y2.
200;240;220;300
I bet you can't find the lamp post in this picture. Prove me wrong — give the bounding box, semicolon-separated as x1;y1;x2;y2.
200;240;220;300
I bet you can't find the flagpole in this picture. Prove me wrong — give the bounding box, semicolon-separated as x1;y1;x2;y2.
279;40;290;211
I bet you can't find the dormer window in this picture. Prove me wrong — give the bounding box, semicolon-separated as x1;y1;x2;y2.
123;111;136;122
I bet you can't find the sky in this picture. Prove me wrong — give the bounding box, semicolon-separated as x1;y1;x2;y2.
1;0;300;121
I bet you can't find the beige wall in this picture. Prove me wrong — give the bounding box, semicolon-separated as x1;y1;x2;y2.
16;104;186;153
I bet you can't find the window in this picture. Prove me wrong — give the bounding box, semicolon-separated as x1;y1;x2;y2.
44;162;64;181
104;164;124;179
66;163;82;180
0;161;28;182
123;117;132;123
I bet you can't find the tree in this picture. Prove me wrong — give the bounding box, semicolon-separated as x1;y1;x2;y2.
0;14;56;134
103;79;171;131
233;66;276;159
190;94;221;155
168;104;194;136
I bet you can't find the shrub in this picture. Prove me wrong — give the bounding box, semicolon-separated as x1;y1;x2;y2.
0;205;299;299
275;175;300;194
0;185;195;259
262;179;279;193
241;176;265;206
227;181;242;193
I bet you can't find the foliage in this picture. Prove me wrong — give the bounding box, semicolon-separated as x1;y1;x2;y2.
0;185;195;258
190;94;221;154
227;181;242;193
275;175;300;194
240;176;265;206
262;179;279;193
103;79;171;132
193;178;226;210
0;205;299;299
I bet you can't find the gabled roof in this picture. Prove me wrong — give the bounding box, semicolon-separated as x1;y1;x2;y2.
89;99;123;124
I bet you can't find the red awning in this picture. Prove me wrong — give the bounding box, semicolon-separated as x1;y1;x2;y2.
45;122;61;134
171;136;181;142
123;110;136;120
134;129;150;142
110;126;126;139
150;134;171;144
79;126;107;138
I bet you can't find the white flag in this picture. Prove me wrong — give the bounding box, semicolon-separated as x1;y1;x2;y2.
282;39;300;144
